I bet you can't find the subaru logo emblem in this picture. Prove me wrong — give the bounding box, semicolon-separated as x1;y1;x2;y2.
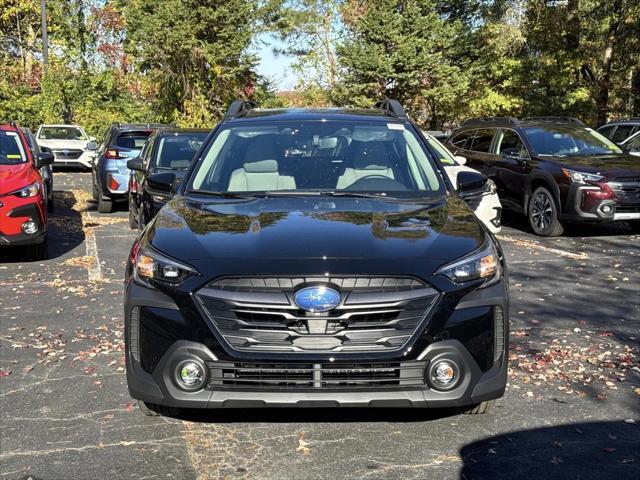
62;149;69;156
294;286;341;312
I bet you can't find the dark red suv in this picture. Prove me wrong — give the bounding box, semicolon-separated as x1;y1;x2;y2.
0;122;54;259
446;117;640;236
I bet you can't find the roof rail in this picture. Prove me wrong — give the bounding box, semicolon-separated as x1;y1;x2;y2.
461;116;520;126
609;117;640;123
375;98;408;120
225;100;257;120
524;116;585;126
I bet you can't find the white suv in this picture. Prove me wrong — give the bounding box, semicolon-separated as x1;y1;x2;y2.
36;124;97;169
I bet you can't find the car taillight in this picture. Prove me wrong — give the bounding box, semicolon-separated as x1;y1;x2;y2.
108;175;120;191
130;177;138;193
105;149;121;159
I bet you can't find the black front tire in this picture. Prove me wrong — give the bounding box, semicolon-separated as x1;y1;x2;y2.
47;186;54;213
128;195;138;229
138;207;146;232
463;399;495;415
138;401;181;417
30;240;48;261
97;194;113;213
528;186;564;237
92;177;99;201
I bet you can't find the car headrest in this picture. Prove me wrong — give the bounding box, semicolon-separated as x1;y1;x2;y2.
243;159;278;173
244;135;279;162
352;141;392;170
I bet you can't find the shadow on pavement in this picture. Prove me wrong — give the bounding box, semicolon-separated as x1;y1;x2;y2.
500;210;637;238
459;420;639;479
179;406;463;424
0;190;85;263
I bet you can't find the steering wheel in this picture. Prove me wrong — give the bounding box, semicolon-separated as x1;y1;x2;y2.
345;175;408;191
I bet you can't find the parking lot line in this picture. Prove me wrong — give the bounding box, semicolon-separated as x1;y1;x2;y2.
84;210;102;282
499;235;589;260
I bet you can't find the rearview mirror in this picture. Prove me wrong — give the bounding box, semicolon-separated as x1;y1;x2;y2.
457;171;488;196
147;172;176;194
36;151;54;168
454;155;467;165
87;141;98;151
127;158;144;171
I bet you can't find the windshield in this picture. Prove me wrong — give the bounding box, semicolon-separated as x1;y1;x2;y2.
0;131;28;165
115;131;152;150
422;132;456;166
524;126;622;156
155;133;207;169
188;120;445;198
38;126;86;140
626;133;640;152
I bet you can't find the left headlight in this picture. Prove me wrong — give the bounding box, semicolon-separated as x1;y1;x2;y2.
562;168;604;184
133;242;198;287
435;243;499;285
11;182;40;198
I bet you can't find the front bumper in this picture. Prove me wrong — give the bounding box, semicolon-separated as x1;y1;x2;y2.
125;279;509;409
53;151;94;168
0;200;47;246
562;182;640;222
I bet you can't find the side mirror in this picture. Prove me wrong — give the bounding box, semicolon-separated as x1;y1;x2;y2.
36;151;54;168
127;158;144;171
90;136;96;142
500;149;525;161
87;141;98;151
454;155;467;165
457;171;488;196
147;172;175;193
40;146;52;153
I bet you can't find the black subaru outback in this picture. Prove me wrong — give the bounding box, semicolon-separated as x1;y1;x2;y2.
446;117;640;236
124;100;509;416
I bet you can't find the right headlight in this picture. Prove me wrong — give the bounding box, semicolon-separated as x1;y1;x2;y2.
132;241;198;287
562;168;604;184
435;243;499;285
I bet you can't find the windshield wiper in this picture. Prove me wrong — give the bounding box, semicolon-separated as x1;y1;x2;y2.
320;191;394;199
262;190;395;199
188;190;259;199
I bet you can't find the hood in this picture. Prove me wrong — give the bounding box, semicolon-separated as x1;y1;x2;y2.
552;154;640;178
148;195;485;268
0;163;39;195
37;139;90;150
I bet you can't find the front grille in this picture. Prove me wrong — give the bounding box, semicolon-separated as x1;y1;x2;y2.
207;361;427;390
615;205;640;213
609;179;640;204
53;149;83;159
195;276;439;353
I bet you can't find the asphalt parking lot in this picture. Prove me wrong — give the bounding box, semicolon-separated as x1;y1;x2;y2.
1;172;639;480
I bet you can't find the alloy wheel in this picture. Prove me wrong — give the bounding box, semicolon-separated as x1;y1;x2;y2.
531;192;553;232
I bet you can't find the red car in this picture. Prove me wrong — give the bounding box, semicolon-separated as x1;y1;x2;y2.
0;122;54;259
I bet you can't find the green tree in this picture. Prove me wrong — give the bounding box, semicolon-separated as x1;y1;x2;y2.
334;0;469;128
123;0;284;126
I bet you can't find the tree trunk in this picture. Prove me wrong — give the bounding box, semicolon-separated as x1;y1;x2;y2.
596;3;622;125
632;66;640;116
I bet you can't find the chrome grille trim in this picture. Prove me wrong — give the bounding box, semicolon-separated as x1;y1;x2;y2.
195;276;440;353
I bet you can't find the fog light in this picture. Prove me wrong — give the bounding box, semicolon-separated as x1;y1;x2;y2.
601;204;613;214
22;221;38;235
428;359;460;390
175;360;206;391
